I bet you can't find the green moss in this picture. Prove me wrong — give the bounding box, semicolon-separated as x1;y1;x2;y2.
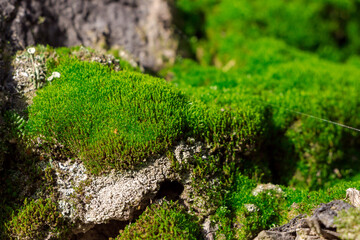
32;45;140;75
26;58;190;173
214;174;360;239
178;0;360;62
167;51;360;189
26;49;267;180
215;175;287;239
112;201;202;240
335;207;360;240
5;198;68;240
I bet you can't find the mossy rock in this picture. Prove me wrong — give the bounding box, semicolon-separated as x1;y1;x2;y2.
213;173;360;239
5;198;68;240
26;58;190;173
167;42;360;189
336;207;360;240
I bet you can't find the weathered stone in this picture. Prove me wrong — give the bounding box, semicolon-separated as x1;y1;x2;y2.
255;215;307;240
255;230;296;240
202;217;218;240
53;141;209;235
244;203;258;213
311;200;354;229
255;200;353;240
0;0;177;71
346;188;360;208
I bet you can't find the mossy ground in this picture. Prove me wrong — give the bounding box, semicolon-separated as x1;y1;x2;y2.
335;207;360;239
112;200;202;240
5;198;68;240
1;0;360;239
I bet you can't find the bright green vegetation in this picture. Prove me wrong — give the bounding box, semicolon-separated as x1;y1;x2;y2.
335;207;360;240
169;1;360;237
38;45;140;73
168;55;360;189
177;0;360;62
214;174;360;239
0;46;143;239
112;201;202;240
26;58;190;173
2;0;360;238
26;45;267;177
5;198;68;240
170;0;360;189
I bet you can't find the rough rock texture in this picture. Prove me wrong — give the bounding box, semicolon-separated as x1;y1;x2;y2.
346;188;360;208
54;157;174;234
202;217;219;240
0;0;177;71
53;141;208;235
255;200;354;240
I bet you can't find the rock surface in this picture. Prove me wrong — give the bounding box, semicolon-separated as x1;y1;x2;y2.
0;0;177;71
346;188;360;208
52;141;208;235
254;200;354;240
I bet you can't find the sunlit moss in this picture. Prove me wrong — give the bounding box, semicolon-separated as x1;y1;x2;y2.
6;198;68;240
112;200;202;240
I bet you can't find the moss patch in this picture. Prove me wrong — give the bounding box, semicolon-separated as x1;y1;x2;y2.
177;0;360;62
167;48;360;189
5;198;68;240
214;174;360;239
335;207;360;240
112;200;202;240
26;58;190;173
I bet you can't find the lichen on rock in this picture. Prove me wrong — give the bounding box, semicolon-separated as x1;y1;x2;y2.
51;140;212;236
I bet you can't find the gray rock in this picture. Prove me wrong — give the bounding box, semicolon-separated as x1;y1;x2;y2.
346;188;360;208
53;141;209;235
255;200;353;240
202;217;218;240
311;200;354;229
0;0;177;71
255;215;307;240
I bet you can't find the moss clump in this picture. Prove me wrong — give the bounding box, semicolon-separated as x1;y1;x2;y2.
335;207;360;240
177;0;360;62
167;49;360;189
45;45;141;73
113;200;202;240
26;58;190;173
214;173;360;239
215;175;287;239
5;198;68;240
173;1;360;190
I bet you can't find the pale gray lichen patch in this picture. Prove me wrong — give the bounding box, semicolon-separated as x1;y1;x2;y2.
252;183;283;196
174;139;203;165
346;188;360;208
53;141;212;234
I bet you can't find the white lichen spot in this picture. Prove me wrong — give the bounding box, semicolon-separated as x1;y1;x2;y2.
27;47;36;55
244;204;258;213
52;71;61;78
20;72;29;77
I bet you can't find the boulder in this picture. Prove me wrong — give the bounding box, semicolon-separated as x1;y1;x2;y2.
0;0;177;71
